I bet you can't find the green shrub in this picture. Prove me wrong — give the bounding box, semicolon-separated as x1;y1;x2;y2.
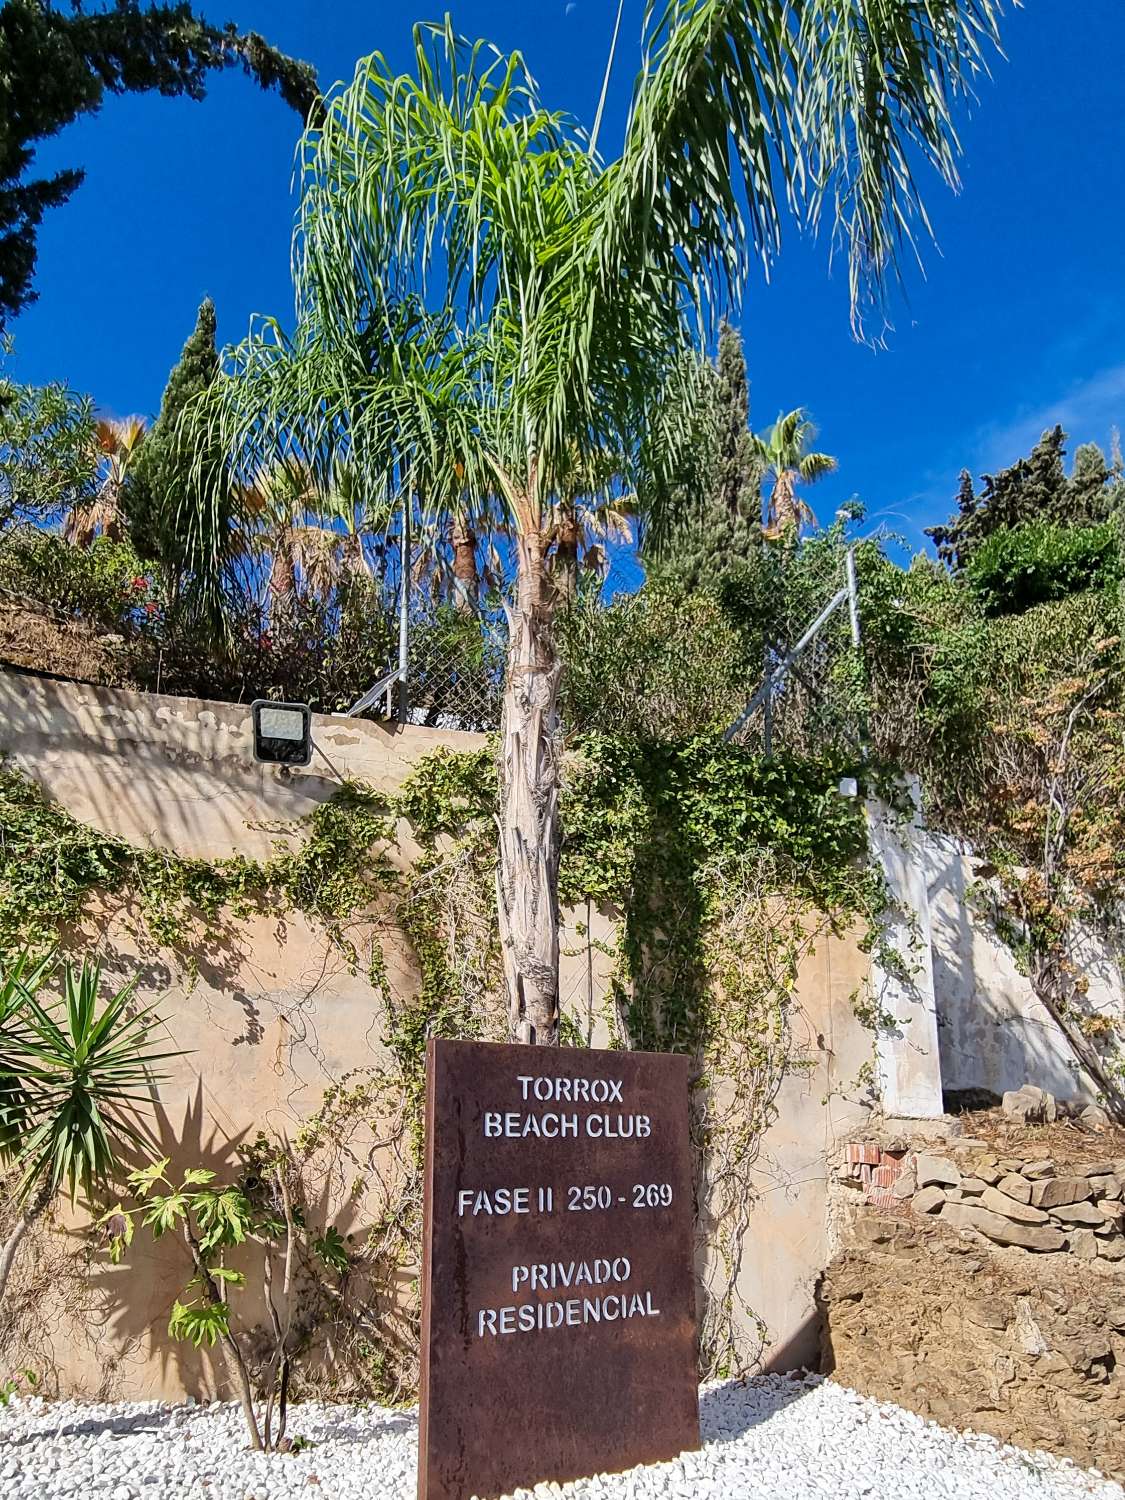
965;519;1119;616
557;581;750;739
0;526;154;628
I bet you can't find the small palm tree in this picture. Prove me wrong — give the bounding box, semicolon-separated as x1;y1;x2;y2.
244;456;394;610
753;410;837;539
63;416;147;546
0;956;178;1307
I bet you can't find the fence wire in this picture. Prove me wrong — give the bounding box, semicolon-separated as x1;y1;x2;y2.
722;550;867;759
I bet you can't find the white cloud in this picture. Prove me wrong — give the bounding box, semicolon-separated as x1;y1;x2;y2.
971;361;1125;476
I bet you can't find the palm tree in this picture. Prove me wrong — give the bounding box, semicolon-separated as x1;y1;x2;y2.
243;457;343;609
193;5;1005;1044
753;410;838;539
63;415;146;546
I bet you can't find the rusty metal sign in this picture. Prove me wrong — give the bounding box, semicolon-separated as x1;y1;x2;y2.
418;1038;699;1500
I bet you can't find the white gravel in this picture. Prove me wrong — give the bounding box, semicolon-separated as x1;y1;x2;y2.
0;1374;1119;1500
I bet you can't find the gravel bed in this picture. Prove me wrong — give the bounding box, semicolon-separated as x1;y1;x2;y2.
0;1374;1119;1500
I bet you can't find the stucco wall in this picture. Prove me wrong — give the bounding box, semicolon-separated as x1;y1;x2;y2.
923;830;1121;1104
0;670;876;1396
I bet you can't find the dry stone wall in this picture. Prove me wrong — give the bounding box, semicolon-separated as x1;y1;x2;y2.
823;1128;1125;1479
838;1136;1125;1261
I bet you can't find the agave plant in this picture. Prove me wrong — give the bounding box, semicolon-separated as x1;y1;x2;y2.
0;956;180;1306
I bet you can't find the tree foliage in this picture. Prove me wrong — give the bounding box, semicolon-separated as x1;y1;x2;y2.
646;323;763;590
0;370;95;529
0;0;319;324
926;426;1124;574
123;296;221;579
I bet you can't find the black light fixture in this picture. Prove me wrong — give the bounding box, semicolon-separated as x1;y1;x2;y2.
251;700;313;767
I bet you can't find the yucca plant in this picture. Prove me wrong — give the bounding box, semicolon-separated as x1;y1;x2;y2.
0;956;179;1306
0;951;53;1161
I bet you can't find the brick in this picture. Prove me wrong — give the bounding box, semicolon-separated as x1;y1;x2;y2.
871;1164;897;1188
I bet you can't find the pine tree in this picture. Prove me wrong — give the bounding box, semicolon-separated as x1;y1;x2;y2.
123;297;219;578
925;427;1110;573
0;1;319;324
649;321;763;590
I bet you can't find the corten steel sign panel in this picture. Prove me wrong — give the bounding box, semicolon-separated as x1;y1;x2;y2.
418;1038;699;1500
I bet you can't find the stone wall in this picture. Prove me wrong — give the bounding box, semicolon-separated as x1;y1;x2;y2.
837;1136;1125;1261
0;671;877;1396
822;1124;1125;1479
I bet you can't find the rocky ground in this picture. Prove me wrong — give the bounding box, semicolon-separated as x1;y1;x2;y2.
0;1376;1120;1500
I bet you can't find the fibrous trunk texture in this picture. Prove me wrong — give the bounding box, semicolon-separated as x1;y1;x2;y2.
452;518;479;614
0;1178;52;1308
553;507;581;604
498;525;561;1046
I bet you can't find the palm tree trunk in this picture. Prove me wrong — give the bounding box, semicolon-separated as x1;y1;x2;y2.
497;523;561;1045
0;1178;53;1308
553;506;581;605
452;518;479;614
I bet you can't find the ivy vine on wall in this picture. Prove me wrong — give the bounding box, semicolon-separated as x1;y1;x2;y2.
0;736;884;1394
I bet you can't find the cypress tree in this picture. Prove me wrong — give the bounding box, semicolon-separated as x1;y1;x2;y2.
649;321;763;590
925;427;1114;573
123;297;219;576
0;1;319;325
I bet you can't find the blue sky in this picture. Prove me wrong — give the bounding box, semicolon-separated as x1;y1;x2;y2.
9;0;1125;554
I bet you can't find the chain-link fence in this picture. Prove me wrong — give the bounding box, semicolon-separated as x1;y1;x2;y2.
722;549;867;758
381;537;867;750
376;536;649;734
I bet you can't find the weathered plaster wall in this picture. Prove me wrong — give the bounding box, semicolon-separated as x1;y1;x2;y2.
866;789;944;1119
736;921;876;1371
0;671;876;1396
919;830;1122;1105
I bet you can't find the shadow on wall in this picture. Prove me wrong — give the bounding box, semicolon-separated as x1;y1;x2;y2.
923;829;1112;1104
11;1081;390;1403
0;671;485;865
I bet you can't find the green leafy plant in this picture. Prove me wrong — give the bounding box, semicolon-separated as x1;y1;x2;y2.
965;519;1118;616
0;1368;38;1406
107;1139;353;1453
0;955;178;1308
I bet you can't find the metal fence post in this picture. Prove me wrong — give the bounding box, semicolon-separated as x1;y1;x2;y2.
845;546;861;649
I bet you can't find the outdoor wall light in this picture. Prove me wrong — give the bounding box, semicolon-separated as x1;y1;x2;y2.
251;700;313;767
